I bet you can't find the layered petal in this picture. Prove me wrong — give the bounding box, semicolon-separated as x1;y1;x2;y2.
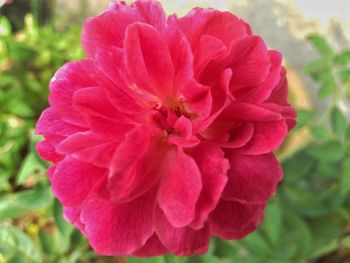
51;156;107;207
108;126;166;203
81;180;156;255
132;234;168;257
209;200;265;239
48;60;96;127
189;143;229;229
125;23;175;99
154;204;210;256
179;7;250;49
56;132;118;168
229;36;271;93
222;152;283;204
82;0;166;58
236;120;288;155
36;140;63;163
157;147;202;227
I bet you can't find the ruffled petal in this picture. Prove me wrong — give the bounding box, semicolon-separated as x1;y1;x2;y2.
240;50;283;103
166;16;194;90
63;207;86;234
236;120;288;155
179;8;250;49
36;107;85;137
82;0;166;58
81;180;156;255
51;156;107;207
108;126;166;203
125;23;175;99
36;140;63;163
73;87;134;141
132;234;168;257
154;204;210;256
219;103;282;122
157;147;202;228
209;200;265;239
266;68;289;105
48;60;96;127
181;80;212;121
229;36;271;93
56;132;118;168
222;152;283;204
188;143;229;229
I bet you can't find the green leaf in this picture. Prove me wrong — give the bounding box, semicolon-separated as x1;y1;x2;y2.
295;109;315;130
307;34;334;57
309;216;344;258
334;50;350;65
307;141;344;162
7;42;37;64
330;107;347;136
240;230;270;257
304;59;330;78
53;199;73;237
0;16;12;37
0;226;42;263
283;151;314;182
129;256;166;263
261;203;282;245
283;209;312;260
346;79;350;100
0;187;53;221
38;222;69;255
341;158;350;195
318;79;337;98
338;69;350;83
282;186;328;217
310;125;331;141
16;152;44;185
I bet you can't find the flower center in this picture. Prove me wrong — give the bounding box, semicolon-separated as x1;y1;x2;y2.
151;102;190;135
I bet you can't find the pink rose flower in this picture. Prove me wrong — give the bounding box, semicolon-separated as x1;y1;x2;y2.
36;0;296;257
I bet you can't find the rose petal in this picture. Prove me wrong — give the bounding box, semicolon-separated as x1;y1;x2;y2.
108;126;166;203
51;156;106;207
222;152;283;204
179;8;249;49
36;107;85;137
36;140;63;163
189;143;229;229
157;147;202;227
209;199;265;239
229;36;271;93
56;132;118;168
81;180;156;255
132;234;168;257
48;60;96;127
154;204;210;256
125;23;175;99
236;120;288;155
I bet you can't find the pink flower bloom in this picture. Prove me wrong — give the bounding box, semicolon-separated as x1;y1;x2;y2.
36;0;296;257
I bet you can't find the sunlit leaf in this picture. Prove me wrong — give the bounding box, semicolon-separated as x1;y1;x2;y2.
295;109;315;130
330;106;347;136
17;152;44;185
261;202;282;245
307;141;344;162
307;34;334;57
0;226;43;263
0;187;53;221
334;50;350;65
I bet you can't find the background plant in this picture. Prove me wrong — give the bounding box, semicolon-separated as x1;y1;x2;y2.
0;7;349;263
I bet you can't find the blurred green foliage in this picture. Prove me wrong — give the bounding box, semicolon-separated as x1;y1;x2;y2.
0;9;350;263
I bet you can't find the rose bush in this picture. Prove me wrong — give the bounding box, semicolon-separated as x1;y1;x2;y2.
36;0;296;256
